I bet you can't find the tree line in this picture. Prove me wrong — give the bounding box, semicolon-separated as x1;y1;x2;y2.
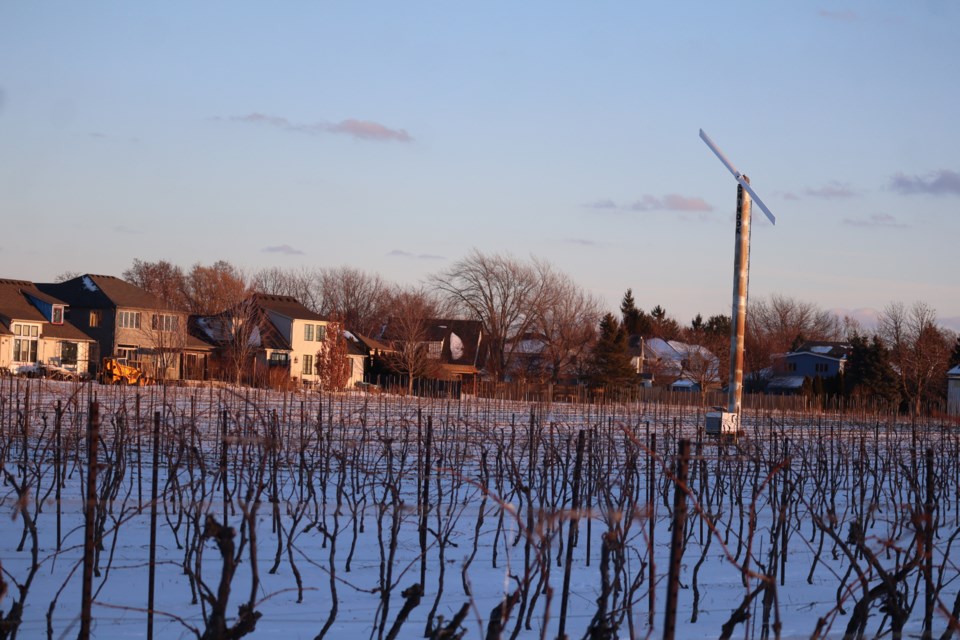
74;250;959;414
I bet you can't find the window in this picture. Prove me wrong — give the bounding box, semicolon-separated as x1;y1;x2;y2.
426;341;442;359
786;362;797;373
118;310;141;329
116;346;138;362
304;323;326;341
302;354;314;375
61;341;78;366
12;324;39;363
52;305;64;325
89;310;102;328
152;314;179;332
815;363;829;374
268;352;289;366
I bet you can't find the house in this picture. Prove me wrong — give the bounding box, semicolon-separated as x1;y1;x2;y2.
642;338;720;389
766;341;851;395
38;274;213;381
376;318;487;391
343;331;386;388
0;279;96;377
194;294;333;387
949;365;960;417
419;319;486;383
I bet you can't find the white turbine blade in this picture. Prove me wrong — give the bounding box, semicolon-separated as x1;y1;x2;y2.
701;128;777;226
737;176;777;226
699;129;742;180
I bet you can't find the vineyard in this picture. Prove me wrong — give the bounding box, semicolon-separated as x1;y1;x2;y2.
1;378;960;639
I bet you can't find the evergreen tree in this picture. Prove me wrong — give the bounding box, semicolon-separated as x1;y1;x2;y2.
620;289;652;337
650;305;681;340
589;313;635;387
704;314;731;338
844;334;899;405
950;335;960;369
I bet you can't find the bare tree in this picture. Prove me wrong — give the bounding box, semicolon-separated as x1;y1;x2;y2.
196;297;264;385
318;266;391;337
674;342;721;397
251;266;321;310
54;270;81;283
122;259;189;311
380;286;445;393
183;260;250;316
879;301;952;415
746;294;842;383
136;310;190;381
529;269;602;383
430;250;553;381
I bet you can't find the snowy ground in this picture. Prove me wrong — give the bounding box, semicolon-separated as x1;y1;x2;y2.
1;379;959;639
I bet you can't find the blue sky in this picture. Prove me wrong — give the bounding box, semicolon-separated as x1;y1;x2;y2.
2;2;958;329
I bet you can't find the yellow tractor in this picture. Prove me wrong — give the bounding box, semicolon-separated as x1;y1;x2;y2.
99;357;152;386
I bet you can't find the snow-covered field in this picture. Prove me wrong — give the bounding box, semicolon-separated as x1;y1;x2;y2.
2;378;959;639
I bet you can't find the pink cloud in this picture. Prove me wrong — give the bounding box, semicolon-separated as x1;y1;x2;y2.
222;113;412;142
329;119;412;142
629;194;713;212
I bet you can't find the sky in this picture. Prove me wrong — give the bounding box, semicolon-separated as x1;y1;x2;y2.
1;2;958;330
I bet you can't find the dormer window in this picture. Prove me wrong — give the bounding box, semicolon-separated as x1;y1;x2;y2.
52;305;64;325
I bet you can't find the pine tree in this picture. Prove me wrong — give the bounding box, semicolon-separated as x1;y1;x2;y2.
950;336;960;369
620;289;653;337
844;334;899;405
589;313;635;387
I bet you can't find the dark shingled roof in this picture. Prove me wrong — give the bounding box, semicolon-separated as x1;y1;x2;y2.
252;294;326;322
0;279;95;342
38;274;174;310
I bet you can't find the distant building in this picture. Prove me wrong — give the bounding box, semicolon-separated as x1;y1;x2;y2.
949;366;960;417
0;279;96;377
193;294;330;387
39;274;213;380
766;341;851;395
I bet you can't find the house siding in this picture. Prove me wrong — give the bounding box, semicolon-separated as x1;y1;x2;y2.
784;353;843;378
949;369;960;417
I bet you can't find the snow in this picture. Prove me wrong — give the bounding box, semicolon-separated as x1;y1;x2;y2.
449;331;464;360
81;275;99;292
810;345;833;354
1;380;956;639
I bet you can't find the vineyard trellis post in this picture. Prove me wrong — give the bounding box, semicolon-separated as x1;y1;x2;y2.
148;410;161;640
664;438;690;640
79;400;100;640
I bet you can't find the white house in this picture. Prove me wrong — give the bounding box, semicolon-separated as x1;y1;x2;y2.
0;279;96;377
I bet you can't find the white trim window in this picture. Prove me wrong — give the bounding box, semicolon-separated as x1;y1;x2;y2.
303;323;326;342
118;310;141;329
13;323;39;363
152;314;179;332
